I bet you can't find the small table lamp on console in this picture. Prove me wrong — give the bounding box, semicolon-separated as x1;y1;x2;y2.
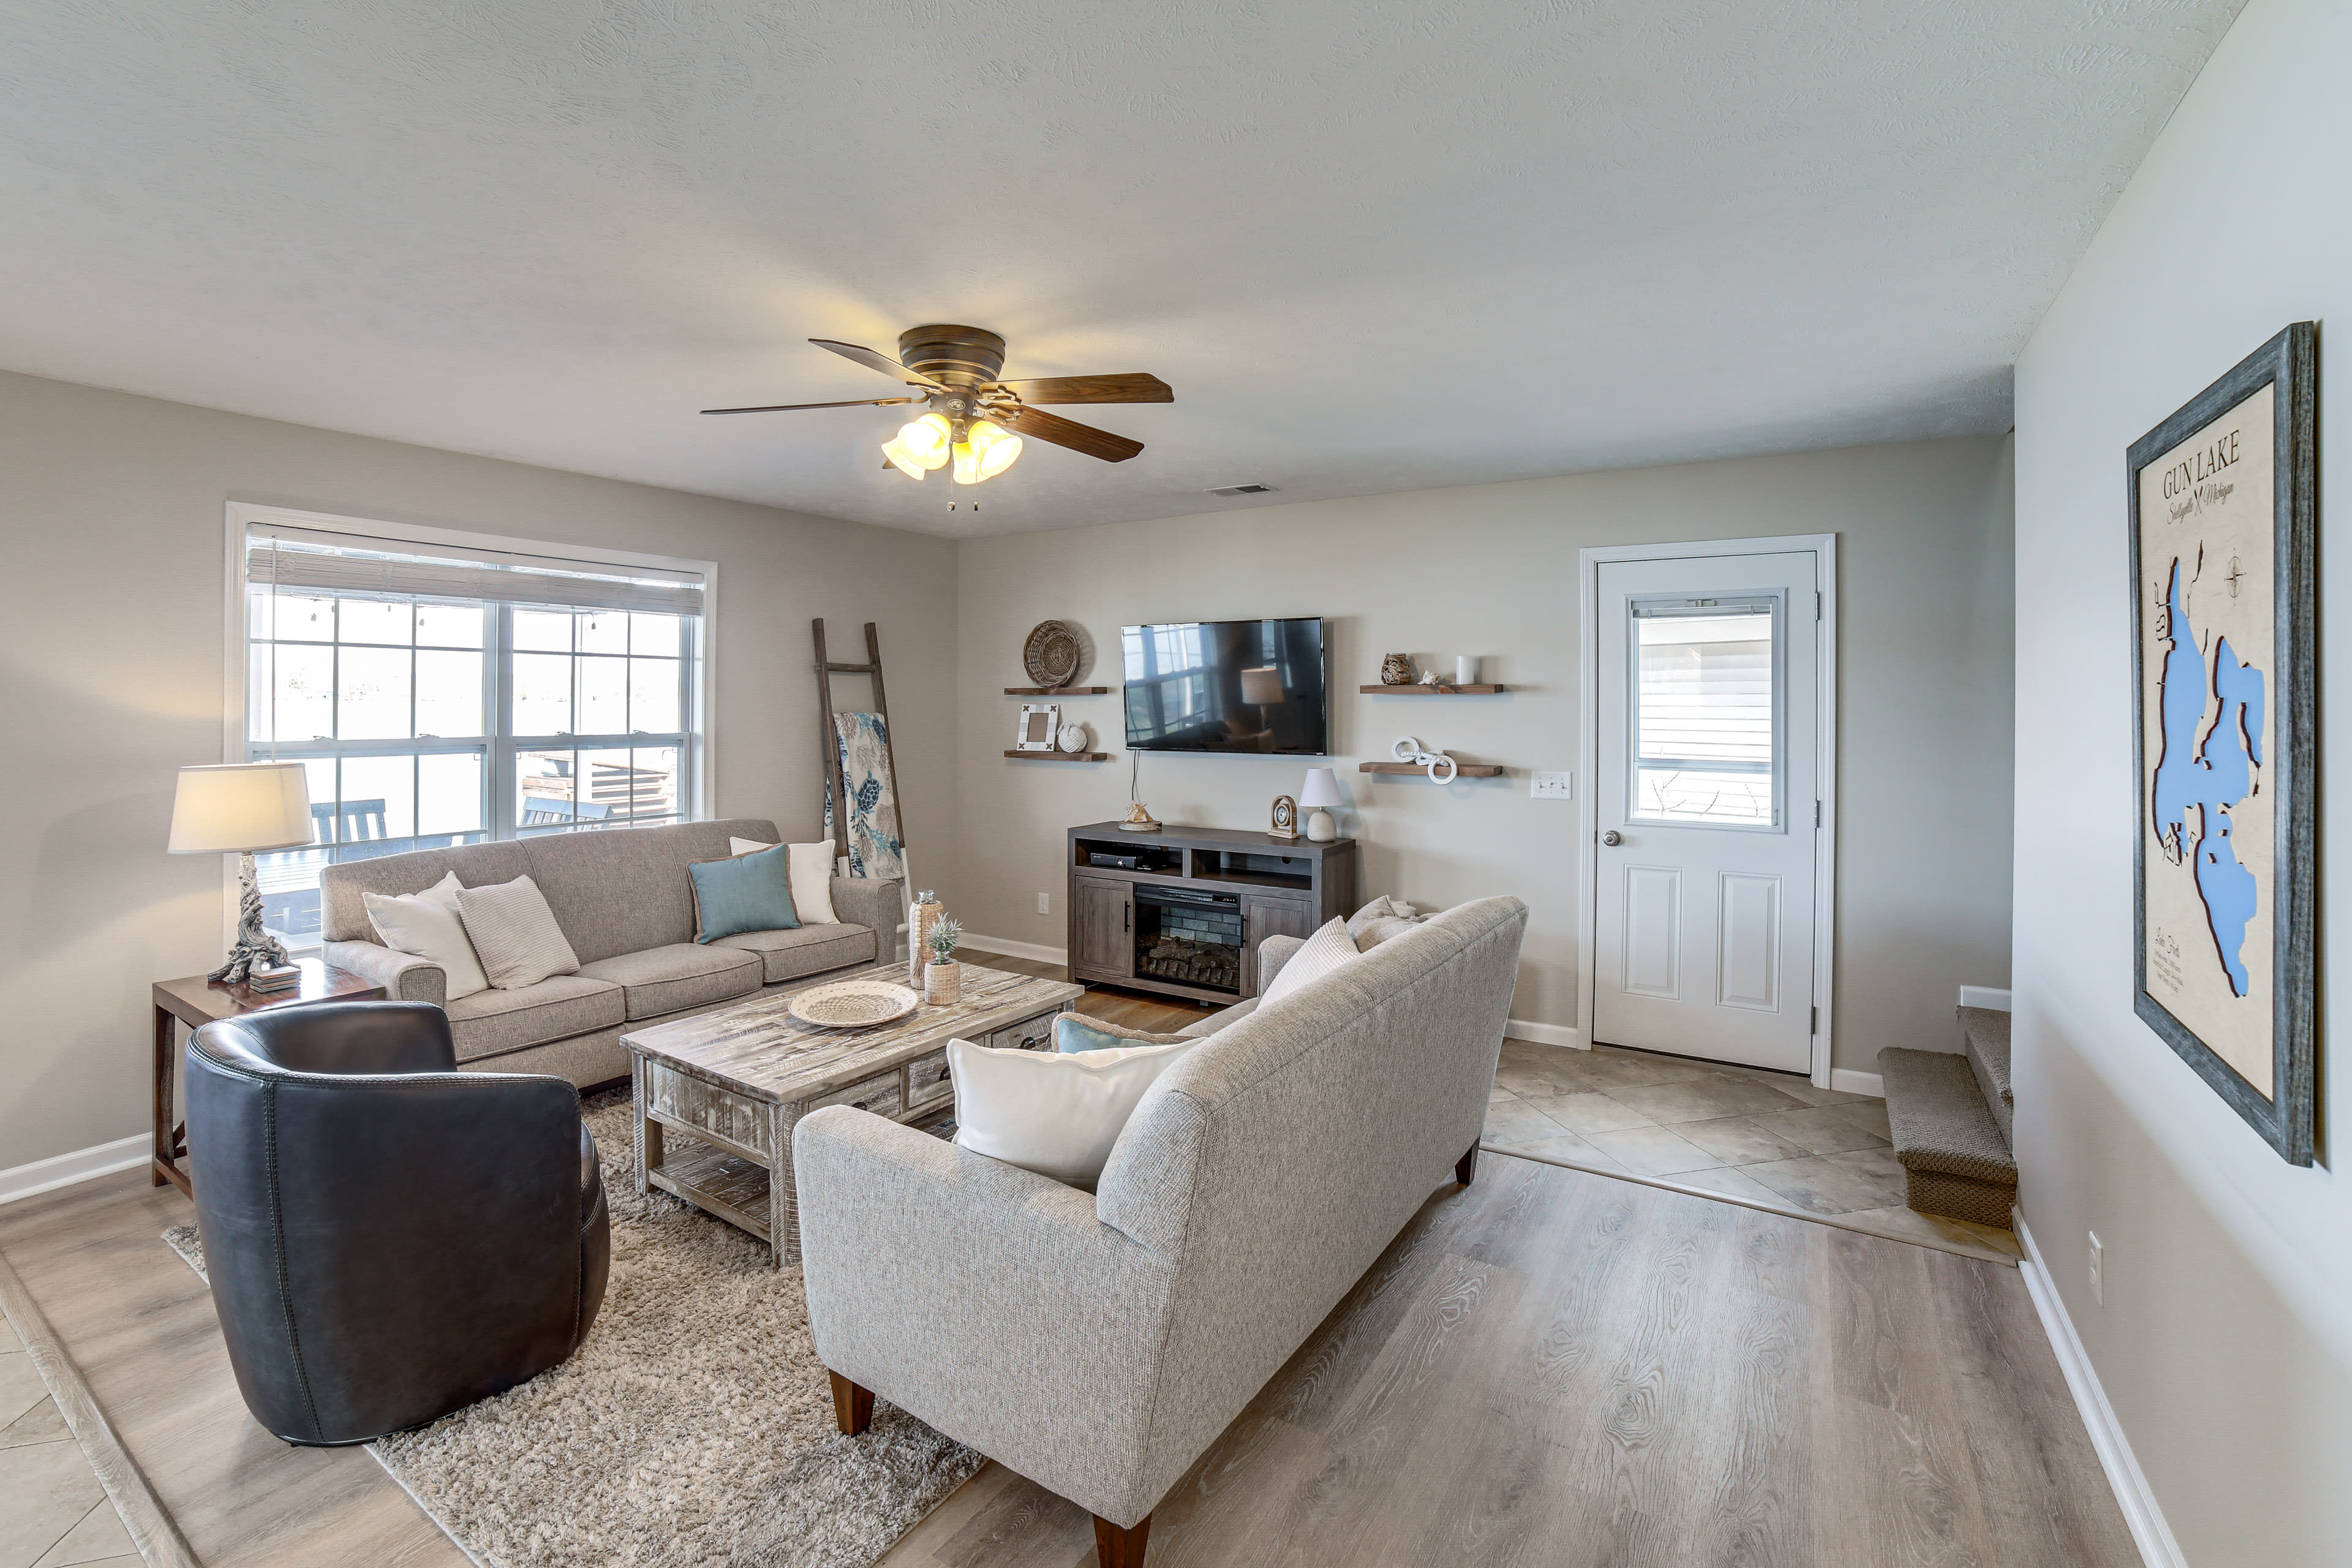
1299;767;1343;843
170;761;314;990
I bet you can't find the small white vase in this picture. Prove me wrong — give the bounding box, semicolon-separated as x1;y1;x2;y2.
1455;655;1480;685
925;960;962;1005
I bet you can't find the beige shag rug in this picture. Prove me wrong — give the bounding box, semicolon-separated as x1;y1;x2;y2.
164;1093;982;1568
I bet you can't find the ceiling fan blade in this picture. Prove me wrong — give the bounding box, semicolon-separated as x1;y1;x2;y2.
992;404;1145;462
992;372;1172;405
809;339;947;389
701;396;916;414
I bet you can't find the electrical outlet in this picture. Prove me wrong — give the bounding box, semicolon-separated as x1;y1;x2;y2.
1037;891;1050;915
2087;1231;2104;1306
1530;771;1573;800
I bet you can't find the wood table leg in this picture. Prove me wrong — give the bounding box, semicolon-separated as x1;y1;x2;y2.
1093;1513;1151;1567
768;1101;797;1270
632;1054;660;1198
151;1005;192;1197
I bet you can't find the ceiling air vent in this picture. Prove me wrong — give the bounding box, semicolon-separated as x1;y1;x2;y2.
1207;483;1276;497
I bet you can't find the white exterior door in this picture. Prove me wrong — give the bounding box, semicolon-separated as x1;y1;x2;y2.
1591;549;1821;1072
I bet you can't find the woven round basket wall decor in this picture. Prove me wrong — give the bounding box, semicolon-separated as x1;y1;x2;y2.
1022;620;1083;688
787;978;922;1030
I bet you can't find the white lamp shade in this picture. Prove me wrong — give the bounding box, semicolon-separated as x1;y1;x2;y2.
1238;666;1285;706
1298;767;1343;810
168;763;315;854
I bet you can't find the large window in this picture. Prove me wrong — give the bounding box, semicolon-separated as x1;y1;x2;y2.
238;516;709;948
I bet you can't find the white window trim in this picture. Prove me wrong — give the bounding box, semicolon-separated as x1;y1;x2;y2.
218;502;720;947
1575;532;1838;1089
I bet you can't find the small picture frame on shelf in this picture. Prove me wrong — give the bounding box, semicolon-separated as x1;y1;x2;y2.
1015;703;1062;752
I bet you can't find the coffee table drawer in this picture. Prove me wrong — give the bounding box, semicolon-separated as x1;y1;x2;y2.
905;1049;952;1110
644;1062;770;1159
810;1067;902;1120
987;1009;1062;1053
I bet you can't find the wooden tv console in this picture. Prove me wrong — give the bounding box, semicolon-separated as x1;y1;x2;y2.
1066;822;1358;1005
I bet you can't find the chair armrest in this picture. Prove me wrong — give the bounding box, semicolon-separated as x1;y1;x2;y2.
325;940;448;1006
793;1106;1176;1521
826;876;903;938
1254;933;1306;994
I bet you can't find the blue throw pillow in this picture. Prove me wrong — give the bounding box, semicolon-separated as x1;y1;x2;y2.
1055;1014;1189;1053
689;845;799;943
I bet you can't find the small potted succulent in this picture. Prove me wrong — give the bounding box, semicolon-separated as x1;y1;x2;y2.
924;915;965;1005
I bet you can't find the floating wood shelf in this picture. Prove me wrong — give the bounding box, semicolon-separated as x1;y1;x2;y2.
1358;761;1506;778
1359;684;1506;695
1004;686;1112;696
1005;750;1111;761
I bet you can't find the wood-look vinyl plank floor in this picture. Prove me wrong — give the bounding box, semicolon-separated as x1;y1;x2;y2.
3;957;2122;1568
882;1154;2136;1568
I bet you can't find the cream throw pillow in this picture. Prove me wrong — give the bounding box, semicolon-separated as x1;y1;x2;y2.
453;875;581;989
362;873;489;1001
729;837;840;925
949;1035;1198;1188
1259;916;1363;1005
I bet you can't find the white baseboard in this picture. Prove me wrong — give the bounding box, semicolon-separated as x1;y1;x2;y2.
1504;1019;1586;1049
0;1135;149;1207
2015;1213;2184;1568
1830;1068;1883;1098
1959;985;2014;1011
960;935;1069;966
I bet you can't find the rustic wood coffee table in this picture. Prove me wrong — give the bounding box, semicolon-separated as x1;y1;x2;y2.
623;963;1082;1264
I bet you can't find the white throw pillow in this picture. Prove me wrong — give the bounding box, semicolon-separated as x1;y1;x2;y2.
453;875;581;989
949;1035;1197;1188
728;837;840;925
363;873;490;1001
1259;916;1363;1005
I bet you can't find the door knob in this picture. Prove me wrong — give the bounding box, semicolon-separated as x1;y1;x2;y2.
1601;830;1623;846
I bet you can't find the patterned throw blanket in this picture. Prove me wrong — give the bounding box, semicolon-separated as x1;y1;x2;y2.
822;710;905;880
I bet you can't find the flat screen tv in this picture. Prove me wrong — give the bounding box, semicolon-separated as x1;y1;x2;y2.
1121;617;1329;755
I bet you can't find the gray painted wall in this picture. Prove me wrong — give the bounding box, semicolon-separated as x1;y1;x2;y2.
949;435;2015;1073
0;369;959;1171
2011;0;2352;1560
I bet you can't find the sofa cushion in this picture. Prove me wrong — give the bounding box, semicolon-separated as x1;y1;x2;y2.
1057;1015;1191;1053
454;876;582;989
517;820;780;963
575;943;763;1020
688;845;800;943
731;837;843;925
1258;917;1362;1005
320;842;532;944
708;923;876;984
949;1034;1199;1188
363;873;490;1001
446;974;625;1062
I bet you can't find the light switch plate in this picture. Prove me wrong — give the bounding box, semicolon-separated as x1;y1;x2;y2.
1530;771;1573;800
1037;892;1050;915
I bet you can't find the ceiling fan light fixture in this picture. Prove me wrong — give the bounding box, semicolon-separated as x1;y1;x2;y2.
896;412;952;469
970;420;1022;480
879;434;928;480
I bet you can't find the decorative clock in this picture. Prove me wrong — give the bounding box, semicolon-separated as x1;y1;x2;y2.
1269;793;1298;840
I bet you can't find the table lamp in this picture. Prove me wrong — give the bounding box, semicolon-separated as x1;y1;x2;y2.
170;761;314;989
1299;767;1343;843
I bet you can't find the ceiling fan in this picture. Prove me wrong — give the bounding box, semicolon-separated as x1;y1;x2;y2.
703;325;1172;488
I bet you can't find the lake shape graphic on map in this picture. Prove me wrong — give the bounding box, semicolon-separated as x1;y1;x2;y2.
2151;559;2265;997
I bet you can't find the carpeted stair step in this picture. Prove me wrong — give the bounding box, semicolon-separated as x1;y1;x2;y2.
1877;1046;2016;1230
1958;1005;2013;1144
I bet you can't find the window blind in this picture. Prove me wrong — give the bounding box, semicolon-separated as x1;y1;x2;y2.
246;526;704;616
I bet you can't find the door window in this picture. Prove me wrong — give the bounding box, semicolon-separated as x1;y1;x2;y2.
1629;595;1781;827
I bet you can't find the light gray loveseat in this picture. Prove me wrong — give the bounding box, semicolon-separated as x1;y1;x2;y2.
794;894;1529;1562
321;818;900;1087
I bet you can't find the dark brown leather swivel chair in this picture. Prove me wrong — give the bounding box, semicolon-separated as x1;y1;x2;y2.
186;1001;609;1446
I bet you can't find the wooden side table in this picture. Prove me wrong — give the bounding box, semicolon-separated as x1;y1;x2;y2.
151;959;385;1197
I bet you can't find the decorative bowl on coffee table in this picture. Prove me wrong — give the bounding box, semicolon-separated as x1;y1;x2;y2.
787;978;922;1029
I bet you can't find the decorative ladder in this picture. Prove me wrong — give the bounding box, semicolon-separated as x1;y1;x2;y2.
813;619;912;962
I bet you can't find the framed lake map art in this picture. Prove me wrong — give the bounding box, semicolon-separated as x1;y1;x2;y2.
2128;322;2318;1165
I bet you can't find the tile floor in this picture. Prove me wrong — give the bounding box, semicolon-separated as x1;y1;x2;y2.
1485;1038;2022;1262
0;1310;138;1568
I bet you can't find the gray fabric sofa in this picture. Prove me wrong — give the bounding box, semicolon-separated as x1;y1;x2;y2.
320;818;900;1087
794;894;1529;1559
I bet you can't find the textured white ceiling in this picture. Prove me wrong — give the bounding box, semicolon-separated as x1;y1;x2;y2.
0;1;2241;536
